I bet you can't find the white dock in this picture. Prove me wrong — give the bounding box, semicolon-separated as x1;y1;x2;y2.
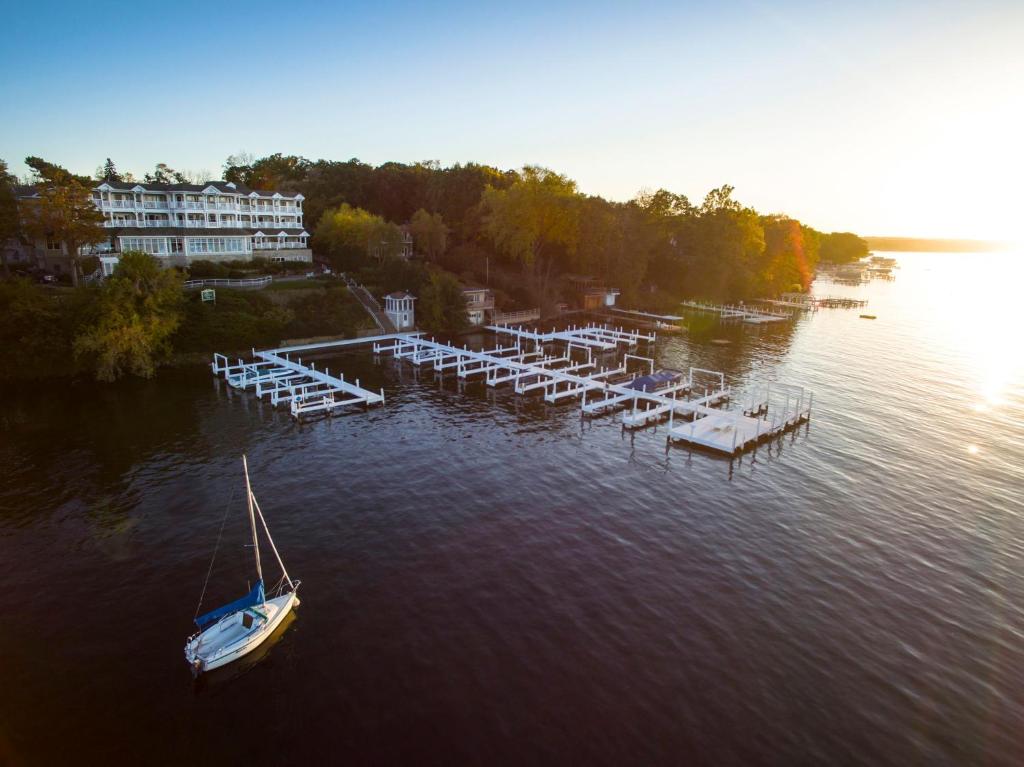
667;382;811;454
212;349;385;419
211;326;811;454
608;308;684;323
487;322;655;350
680;301;791;324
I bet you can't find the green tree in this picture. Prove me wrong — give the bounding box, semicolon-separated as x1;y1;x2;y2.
417;271;468;334
224;153;309;190
633;188;693;219
73;251;185;381
686;187;765;300
21;156;106;287
820;232;868;264
144;163;189;184
313;203;404;271
409;208;449;260
24;156;92;185
0;159;21;276
0;278;71;377
482;166;580;302
100;158;122;183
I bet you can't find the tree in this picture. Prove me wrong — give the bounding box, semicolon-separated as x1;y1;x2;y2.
633;188;693;219
0;159;21;276
482;166;580;302
100;158;122;183
820;232;868;264
684;188;765;300
21;156;106;287
73;251;184;381
24;156;92;186
313;203;404;271
417;271;467;333
224;153;309;190
144;163;189;184
409;208;449;261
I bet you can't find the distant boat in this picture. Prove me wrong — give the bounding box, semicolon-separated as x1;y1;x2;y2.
624;369;684;392
185;456;300;675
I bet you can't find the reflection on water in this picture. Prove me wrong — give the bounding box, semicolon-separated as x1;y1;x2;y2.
1;252;1023;766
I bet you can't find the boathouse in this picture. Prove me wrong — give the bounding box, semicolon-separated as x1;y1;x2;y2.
384;292;416;331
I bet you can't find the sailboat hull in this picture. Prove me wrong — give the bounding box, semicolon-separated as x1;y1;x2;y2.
185;591;299;673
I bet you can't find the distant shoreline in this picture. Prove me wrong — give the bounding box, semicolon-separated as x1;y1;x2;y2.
865;236;1010;253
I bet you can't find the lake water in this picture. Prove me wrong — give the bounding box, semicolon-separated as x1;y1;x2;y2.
2;252;1023;765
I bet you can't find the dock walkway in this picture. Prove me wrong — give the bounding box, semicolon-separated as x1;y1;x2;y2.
210;323;811;455
680;301;791;324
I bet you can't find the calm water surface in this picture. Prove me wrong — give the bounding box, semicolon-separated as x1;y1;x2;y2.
2;252;1023;765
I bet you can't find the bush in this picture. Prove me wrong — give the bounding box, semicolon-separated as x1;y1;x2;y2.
188;260;229;279
172;290;289;353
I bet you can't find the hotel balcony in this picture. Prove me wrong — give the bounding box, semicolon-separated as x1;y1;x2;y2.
253;240;308;249
105;218;172;228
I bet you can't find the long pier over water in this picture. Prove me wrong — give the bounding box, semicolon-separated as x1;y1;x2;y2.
212;324;811;455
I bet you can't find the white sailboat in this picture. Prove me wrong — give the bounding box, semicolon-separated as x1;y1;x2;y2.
185;456;300;675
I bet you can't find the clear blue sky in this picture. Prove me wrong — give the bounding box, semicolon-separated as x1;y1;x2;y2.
3;0;1021;239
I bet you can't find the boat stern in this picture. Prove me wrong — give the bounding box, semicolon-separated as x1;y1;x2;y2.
184;635;206;675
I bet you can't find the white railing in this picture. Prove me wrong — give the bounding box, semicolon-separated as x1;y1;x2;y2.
142;201;167;209
106;219;172;228
183;276;273;290
491;308;542;325
253;241;309;249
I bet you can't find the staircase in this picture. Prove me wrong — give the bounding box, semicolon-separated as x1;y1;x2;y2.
344;277;396;333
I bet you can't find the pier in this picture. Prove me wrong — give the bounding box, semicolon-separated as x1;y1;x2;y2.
210;322;811;456
763;293;869;310
667;382;811;454
680;301;791;324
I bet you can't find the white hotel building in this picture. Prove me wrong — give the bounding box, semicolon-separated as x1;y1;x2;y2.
91;180;311;274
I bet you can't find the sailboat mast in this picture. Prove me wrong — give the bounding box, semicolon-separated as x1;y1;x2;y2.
251;495;296;591
242;455;263;588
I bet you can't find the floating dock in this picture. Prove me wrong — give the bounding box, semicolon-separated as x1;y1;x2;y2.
211;323;811;455
667;382;811;454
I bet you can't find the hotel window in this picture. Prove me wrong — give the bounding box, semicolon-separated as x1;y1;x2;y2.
187;237;245;254
121;237;167;255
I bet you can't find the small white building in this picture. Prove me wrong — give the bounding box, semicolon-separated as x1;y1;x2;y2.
385;291;416;330
461;286;495;326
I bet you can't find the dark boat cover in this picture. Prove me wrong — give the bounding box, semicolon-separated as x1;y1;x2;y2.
624;369;684;393
195;579;265;630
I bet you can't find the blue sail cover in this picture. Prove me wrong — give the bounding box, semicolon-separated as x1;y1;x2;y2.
624;369;683;393
195;580;264;630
